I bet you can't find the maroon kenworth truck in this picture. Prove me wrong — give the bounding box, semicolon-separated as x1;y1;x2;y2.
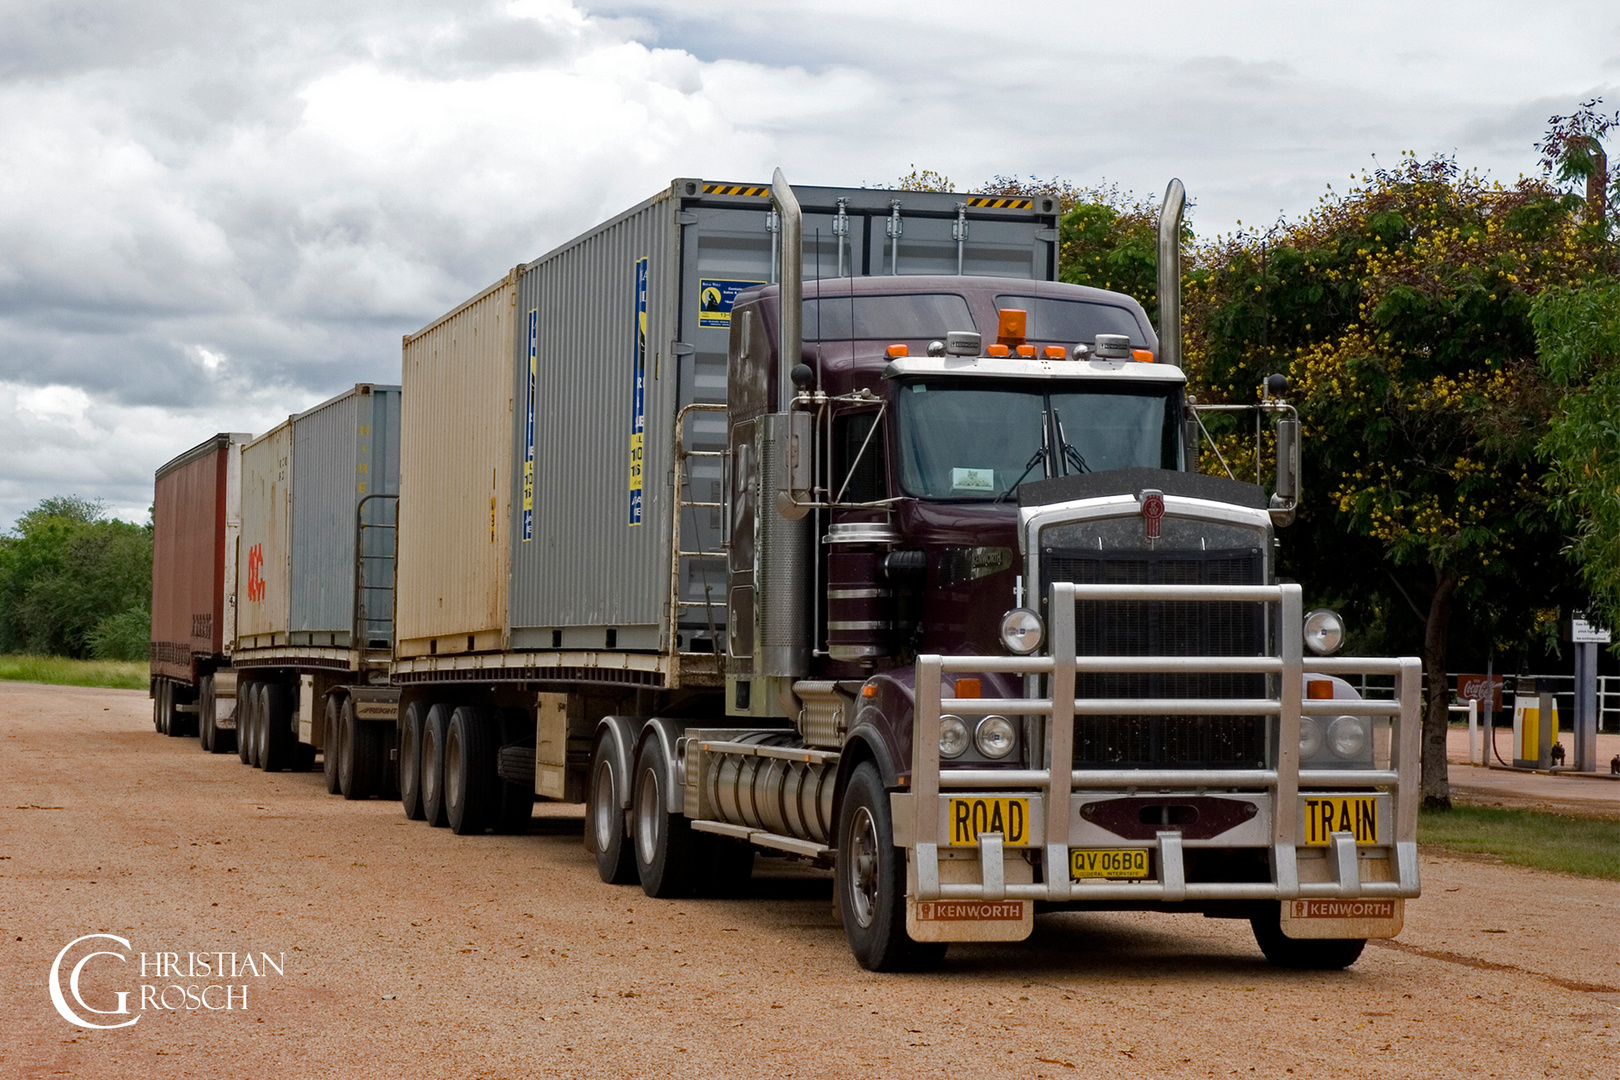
155;173;1421;972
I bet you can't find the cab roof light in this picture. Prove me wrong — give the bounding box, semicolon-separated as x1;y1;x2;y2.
886;343;909;358
996;308;1027;347
986;343;1010;357
1015;344;1036;358
1044;345;1067;359
1132;349;1156;363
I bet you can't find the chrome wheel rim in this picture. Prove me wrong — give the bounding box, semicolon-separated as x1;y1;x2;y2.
592;759;617;853
848;805;880;929
635;767;660;867
445;727;463;810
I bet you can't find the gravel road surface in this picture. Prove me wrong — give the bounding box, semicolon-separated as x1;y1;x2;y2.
3;682;1616;1079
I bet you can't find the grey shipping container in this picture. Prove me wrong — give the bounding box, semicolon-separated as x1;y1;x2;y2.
504;178;1059;671
236;384;401;659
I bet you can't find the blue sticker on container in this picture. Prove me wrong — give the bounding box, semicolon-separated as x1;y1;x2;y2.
629;258;648;527
522;307;537;542
698;278;765;328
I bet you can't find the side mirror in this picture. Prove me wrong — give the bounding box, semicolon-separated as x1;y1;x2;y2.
1270;416;1299;526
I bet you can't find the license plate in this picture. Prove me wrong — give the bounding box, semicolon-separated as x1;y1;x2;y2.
1069;848;1151;880
1301;795;1379;845
946;797;1031;846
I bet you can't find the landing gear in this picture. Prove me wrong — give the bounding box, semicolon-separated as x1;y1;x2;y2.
837;762;945;972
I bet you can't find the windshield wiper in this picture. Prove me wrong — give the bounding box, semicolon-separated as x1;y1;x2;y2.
1053;408;1088;475
995;420;1051;503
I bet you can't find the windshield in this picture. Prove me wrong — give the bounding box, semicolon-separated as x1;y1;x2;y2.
995;295;1146;345
803;293;975;341
895;380;1182;500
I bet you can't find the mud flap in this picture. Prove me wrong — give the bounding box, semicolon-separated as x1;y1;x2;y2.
905;845;1034;943
1280;898;1404;939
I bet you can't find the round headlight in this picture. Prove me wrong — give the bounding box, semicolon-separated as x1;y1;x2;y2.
939;715;970;758
1303;609;1345;656
1299;716;1323;759
975;715;1017;758
1328;715;1368;759
1000;608;1044;655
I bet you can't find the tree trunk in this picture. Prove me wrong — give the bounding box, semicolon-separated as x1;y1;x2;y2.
1585;139;1609;226
1420;567;1459;809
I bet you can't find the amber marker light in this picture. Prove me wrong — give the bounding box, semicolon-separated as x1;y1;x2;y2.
1132;349;1155;363
1044;346;1066;359
986;344;1010;357
886;343;909;358
954;678;982;698
1307;679;1335;700
996;308;1027;347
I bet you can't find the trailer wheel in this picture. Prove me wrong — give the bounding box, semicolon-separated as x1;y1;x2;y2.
420;703;453;827
398;701;427;821
445;706;495;835
632;737;698;898
163;679;188;738
152;680;163;733
321;695;342;793
237;681;255;765
1250;904;1366;969
837;762;946;972
199;676;216;752
589;729;637;884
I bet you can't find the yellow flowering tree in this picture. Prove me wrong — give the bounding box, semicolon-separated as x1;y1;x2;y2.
1184;156;1592;806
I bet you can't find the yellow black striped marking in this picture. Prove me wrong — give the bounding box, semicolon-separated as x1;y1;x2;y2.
967;196;1034;209
703;183;770;197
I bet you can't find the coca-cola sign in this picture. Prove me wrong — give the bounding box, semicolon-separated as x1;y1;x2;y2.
1456;673;1503;710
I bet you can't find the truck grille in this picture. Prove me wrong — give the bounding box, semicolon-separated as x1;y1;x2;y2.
1041;548;1267;770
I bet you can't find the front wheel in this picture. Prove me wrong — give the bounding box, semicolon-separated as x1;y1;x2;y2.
1250;903;1366;969
836;762;946;972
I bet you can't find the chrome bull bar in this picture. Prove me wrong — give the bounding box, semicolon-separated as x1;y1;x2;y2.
909;581;1422;904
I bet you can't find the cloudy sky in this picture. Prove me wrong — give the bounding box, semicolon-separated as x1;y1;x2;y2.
2;0;1617;528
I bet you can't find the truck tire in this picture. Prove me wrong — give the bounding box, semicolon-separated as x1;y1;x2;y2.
398;701;428;821
1250;904;1366;969
420;703;453;827
152;681;163;733
339;697;378;800
589;728;637;884
262;682;295;772
632;737;698;898
445;705;495;835
163;679;187;738
251;684;270;769
837;761;946;972
237;681;255;765
322;694;343;793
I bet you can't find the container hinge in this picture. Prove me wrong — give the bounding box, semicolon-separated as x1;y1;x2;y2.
675;211;698;226
671;342;696;357
1035;228;1059;242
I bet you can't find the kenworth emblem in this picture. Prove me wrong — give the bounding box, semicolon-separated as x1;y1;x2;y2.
1139;489;1165;540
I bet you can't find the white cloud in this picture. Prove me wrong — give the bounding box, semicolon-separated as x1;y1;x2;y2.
0;0;1617;527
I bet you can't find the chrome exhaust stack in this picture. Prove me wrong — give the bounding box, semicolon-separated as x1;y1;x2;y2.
1157;178;1185;370
771;167;802;412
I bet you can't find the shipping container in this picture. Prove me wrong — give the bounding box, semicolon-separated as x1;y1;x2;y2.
395;270;520;657
506;180;1059;666
235;385;402;659
290;384;401;649
151;433;249;682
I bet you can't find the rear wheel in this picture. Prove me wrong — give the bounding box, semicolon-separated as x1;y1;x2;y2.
1250;904;1366;969
322;694;343;793
199;676;217;752
420;703;453;827
589;728;637;884
152;681;163;732
837;762;946;972
339;697;378;800
398;701;428;821
445;706;495;835
492;707;535;835
632;737;697;898
251;684;270;769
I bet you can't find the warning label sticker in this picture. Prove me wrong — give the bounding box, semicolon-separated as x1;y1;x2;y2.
699;278;765;328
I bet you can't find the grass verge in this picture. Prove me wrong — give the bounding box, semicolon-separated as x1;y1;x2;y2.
1419;804;1620;881
0;654;147;691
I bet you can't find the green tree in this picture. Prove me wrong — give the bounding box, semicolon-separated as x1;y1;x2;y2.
0;497;153;658
1185;156;1592;806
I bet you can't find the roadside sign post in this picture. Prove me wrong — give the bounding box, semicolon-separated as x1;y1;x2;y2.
1569;617;1609;773
1458;671;1503;768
